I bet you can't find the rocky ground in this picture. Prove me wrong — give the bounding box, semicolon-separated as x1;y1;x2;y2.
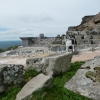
72;50;100;62
0;47;55;68
65;55;100;100
1;49;100;68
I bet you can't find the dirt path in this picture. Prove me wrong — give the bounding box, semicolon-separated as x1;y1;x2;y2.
1;51;100;68
71;51;100;62
0;52;55;68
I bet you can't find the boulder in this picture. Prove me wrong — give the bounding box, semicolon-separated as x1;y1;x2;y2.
65;57;100;100
0;64;25;93
26;52;73;77
16;73;53;100
26;58;42;72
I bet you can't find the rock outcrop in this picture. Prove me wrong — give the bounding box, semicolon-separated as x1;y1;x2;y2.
26;52;73;77
0;64;25;93
76;12;100;31
16;73;53;100
65;56;100;100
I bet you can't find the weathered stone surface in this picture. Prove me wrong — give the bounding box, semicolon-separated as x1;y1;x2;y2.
0;64;25;93
26;58;42;72
65;57;100;100
26;52;73;77
16;73;53;100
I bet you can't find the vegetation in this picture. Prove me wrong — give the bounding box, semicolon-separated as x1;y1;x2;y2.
87;26;93;31
94;67;100;72
0;69;40;100
24;69;41;82
7;45;19;50
86;67;100;82
0;62;92;100
30;61;91;100
0;48;4;53
0;86;21;100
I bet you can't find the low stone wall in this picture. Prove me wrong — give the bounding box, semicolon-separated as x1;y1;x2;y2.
0;64;25;93
26;52;73;77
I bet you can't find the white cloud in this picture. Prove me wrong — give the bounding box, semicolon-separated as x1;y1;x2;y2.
0;0;100;40
19;13;53;23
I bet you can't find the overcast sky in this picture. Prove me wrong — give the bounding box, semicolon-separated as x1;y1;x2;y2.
0;0;100;41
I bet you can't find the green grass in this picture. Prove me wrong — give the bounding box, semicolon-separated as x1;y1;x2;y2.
24;69;41;82
30;61;91;100
0;62;92;100
0;86;21;100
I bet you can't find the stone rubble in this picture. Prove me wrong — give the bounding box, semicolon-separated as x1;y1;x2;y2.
26;52;73;77
0;64;25;93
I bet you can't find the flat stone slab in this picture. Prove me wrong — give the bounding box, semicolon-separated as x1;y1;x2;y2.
16;73;52;100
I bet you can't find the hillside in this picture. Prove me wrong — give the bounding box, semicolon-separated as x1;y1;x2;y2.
76;12;100;31
68;12;100;31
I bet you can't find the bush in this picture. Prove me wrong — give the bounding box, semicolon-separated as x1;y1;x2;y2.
0;48;4;53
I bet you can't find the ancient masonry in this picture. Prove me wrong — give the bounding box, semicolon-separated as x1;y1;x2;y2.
66;12;100;50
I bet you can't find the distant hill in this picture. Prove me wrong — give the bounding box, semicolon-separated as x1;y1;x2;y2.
0;41;22;50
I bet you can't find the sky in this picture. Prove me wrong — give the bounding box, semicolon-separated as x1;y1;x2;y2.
0;0;100;41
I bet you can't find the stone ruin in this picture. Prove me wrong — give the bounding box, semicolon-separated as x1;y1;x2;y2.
26;52;73;77
0;64;25;93
66;27;100;50
65;12;100;51
15;52;73;100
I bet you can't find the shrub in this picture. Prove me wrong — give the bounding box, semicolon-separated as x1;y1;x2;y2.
0;48;4;53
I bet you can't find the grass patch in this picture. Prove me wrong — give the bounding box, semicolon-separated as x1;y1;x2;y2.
24;69;41;82
30;61;91;100
0;86;21;100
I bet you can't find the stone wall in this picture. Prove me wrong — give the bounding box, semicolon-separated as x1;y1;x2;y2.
66;28;100;50
26;52;73;77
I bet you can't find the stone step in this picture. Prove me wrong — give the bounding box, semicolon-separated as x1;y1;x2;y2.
16;73;52;100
